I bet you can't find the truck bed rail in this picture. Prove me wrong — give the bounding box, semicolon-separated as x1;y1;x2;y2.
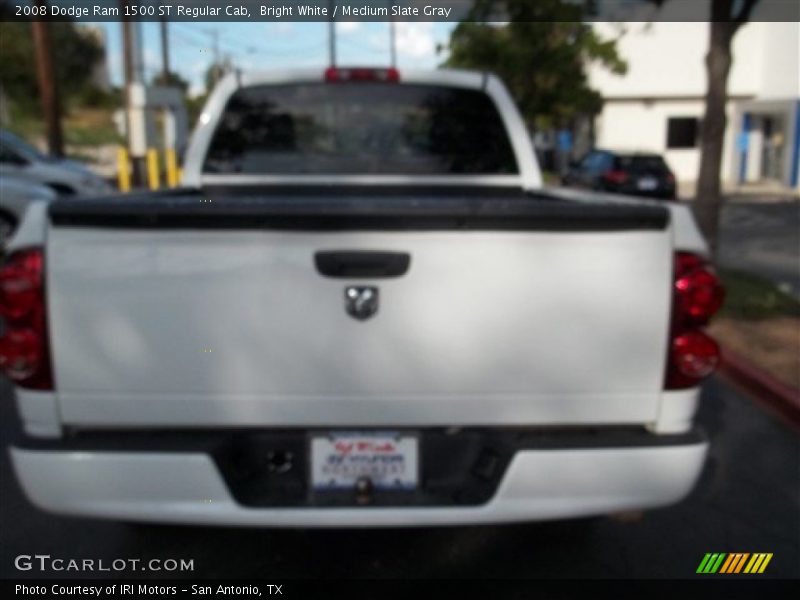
48;188;669;231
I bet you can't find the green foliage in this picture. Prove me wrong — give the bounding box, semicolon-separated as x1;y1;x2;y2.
70;86;122;110
186;94;208;127
63;123;123;146
4;104;43;140
205;59;233;95
6;95;121;148
152;71;190;93
442;0;626;127
0;18;104;113
718;268;800;319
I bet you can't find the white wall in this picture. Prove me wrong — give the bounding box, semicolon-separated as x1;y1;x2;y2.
590;21;799;100
589;22;764;100
758;21;800;100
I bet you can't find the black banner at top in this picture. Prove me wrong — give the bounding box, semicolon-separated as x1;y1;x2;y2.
1;0;799;23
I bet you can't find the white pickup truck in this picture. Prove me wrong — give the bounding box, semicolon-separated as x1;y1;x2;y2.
3;68;724;526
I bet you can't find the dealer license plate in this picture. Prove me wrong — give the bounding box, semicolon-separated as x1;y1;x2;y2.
637;177;658;190
310;432;418;491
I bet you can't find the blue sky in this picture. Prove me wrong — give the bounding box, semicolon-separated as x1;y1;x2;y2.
88;21;457;96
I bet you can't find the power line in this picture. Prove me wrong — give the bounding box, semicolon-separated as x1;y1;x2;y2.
174;23;326;59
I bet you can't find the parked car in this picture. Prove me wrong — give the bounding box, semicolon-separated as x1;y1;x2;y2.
563;149;677;200
0;176;56;245
3;67;723;527
0;129;111;197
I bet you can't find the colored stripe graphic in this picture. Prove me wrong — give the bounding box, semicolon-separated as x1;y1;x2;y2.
704;553;720;573
696;553;713;573
745;553;774;574
744;554;760;573
710;553;726;573
719;554;736;573
698;552;773;574
720;553;745;573
758;553;773;573
733;553;749;573
698;553;727;573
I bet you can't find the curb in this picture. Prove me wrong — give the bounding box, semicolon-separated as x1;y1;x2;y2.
717;348;800;428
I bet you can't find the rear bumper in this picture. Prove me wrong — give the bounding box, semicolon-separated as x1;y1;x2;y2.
9;428;708;526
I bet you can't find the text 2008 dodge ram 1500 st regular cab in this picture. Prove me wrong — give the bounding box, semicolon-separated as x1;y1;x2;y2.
2;67;724;526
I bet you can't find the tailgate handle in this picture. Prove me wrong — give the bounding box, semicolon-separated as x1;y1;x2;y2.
314;251;410;278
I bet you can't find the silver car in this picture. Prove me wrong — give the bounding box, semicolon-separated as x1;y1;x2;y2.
0;130;111;197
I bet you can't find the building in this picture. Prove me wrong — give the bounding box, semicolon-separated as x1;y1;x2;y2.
588;20;799;192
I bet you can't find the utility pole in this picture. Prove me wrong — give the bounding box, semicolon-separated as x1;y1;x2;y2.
203;28;226;89
160;18;170;81
206;28;220;66
121;8;133;95
31;1;63;156
389;19;397;68
121;1;145;186
213;30;220;66
328;0;336;66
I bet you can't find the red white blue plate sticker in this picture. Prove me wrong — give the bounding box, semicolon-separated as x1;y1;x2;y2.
311;432;418;491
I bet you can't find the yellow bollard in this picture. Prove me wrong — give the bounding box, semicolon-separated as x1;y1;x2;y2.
117;146;130;192
146;148;160;190
165;148;179;188
177;167;184;184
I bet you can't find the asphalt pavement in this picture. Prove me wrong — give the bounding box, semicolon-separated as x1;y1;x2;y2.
718;201;800;297
0;376;797;580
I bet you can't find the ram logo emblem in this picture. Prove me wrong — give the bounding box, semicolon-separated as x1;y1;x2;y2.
345;286;379;321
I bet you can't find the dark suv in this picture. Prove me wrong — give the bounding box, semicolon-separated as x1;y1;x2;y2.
562;150;677;200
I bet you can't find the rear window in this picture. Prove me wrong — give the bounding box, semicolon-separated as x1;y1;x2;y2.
615;155;670;173
203;83;518;175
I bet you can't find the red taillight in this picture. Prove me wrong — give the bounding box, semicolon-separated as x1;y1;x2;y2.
665;252;724;390
324;67;400;83
602;169;629;185
0;250;43;321
666;331;720;389
665;173;676;185
0;248;52;390
673;252;725;327
0;328;44;380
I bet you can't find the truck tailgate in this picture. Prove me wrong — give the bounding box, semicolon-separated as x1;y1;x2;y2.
46;192;672;427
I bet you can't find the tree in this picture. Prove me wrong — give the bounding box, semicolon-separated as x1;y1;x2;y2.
442;0;626;129
204;58;234;95
0;8;103;111
152;71;190;93
690;0;759;256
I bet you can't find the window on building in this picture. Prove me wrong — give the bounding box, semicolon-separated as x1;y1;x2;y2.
666;117;700;149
